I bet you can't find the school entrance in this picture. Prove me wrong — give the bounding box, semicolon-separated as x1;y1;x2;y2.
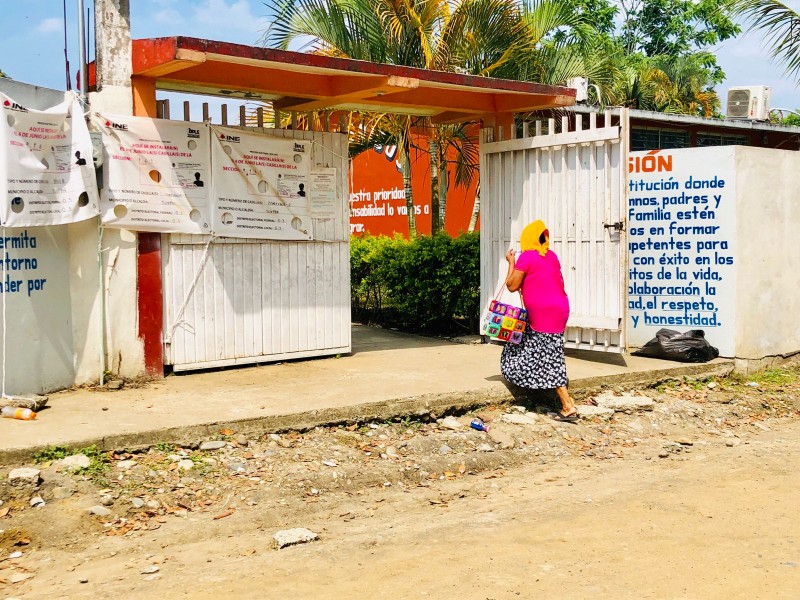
479;111;629;352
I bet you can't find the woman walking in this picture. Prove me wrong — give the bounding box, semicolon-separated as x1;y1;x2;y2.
500;220;578;421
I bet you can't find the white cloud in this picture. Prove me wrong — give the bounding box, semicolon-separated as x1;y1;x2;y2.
154;9;182;24
714;30;800;111
36;17;63;34
133;0;269;44
194;0;269;34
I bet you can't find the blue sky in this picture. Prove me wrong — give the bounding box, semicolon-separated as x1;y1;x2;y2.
0;0;798;115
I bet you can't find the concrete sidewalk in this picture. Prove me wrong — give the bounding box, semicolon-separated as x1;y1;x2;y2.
0;325;732;463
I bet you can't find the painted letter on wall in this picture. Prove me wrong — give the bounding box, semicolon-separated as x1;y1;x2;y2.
627;147;736;356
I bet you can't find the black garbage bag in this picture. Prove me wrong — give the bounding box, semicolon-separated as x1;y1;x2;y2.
632;329;719;363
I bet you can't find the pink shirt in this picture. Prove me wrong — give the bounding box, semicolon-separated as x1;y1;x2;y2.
514;250;570;333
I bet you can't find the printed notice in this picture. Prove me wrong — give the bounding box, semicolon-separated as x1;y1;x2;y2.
0;93;99;226
210;126;312;240
311;167;337;217
94;114;211;234
627;147;736;356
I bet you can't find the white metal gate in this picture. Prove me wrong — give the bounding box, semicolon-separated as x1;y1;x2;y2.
480;110;629;352
162;128;351;371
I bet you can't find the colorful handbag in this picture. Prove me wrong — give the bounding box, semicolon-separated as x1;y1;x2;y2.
482;295;528;344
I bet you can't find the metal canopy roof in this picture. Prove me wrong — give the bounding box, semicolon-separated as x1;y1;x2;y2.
129;37;575;124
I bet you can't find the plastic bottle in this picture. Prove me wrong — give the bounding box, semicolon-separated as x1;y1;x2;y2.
1;406;37;420
470;418;489;432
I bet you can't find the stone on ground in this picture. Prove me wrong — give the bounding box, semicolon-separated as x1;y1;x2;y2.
52;486;74;499
88;505;112;517
593;391;655;412
577;405;615;420
273;528;319;549
488;429;515;449
501;413;537;425
200;441;227;451
441;416;464;431
59;454;91;471
8;468;41;487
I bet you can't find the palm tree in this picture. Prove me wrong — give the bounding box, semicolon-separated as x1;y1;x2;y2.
266;0;452;236
609;51;720;117
733;0;800;83
428;122;480;233
265;0;612;235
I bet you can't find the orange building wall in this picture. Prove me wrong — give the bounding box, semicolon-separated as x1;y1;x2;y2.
349;141;479;237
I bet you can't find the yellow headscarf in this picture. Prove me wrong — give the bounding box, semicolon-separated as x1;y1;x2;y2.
520;220;550;257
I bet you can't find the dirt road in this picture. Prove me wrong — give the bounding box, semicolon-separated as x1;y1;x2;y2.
3;371;799;599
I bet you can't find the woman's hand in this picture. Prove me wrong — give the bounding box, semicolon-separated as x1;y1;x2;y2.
505;248;516;265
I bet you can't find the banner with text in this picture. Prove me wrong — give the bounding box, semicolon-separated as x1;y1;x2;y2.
94;114;212;234
627;147;736;356
0;93;99;227
210;126;312;240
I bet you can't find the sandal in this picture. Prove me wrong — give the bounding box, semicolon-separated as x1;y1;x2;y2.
552;410;579;423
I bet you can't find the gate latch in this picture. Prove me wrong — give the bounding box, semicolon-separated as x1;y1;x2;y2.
604;221;625;232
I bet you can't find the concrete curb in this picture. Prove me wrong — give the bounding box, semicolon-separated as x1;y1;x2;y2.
0;359;733;466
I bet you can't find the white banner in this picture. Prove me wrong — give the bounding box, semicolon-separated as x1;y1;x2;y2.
94;114;211;234
0;93;99;227
210;126;313;240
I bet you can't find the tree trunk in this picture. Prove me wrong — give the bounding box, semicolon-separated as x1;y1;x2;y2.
401;137;416;237
468;183;480;232
438;150;448;233
429;137;440;234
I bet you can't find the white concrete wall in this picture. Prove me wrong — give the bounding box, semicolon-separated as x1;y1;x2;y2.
0;226;76;394
0;79;65;111
84;89;143;380
67;222;144;384
734;146;800;359
0;78;145;394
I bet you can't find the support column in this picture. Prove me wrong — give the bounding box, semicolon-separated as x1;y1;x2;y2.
91;0;161;377
92;0;133;114
131;77;163;376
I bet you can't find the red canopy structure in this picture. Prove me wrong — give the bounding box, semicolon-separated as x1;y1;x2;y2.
124;37;575;124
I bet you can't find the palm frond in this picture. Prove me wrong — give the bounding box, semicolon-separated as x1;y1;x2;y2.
732;0;800;81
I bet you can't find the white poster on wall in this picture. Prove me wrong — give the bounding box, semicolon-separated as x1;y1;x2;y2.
94;114;211;234
210;126;313;240
0;93;99;226
627;146;736;356
310;167;338;217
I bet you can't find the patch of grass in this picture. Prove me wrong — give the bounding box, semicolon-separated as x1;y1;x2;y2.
655;377;712;393
751;368;798;386
726;366;799;387
154;442;175;454
32;446;70;463
398;416;424;431
74;445;111;487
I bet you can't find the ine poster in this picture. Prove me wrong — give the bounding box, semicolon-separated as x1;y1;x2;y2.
95;114;211;234
210;126;312;240
627;147;737;356
0;93;99;227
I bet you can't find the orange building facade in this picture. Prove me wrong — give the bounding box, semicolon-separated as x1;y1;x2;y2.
349;141;479;237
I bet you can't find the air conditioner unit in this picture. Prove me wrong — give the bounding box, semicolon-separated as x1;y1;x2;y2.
566;77;588;103
726;86;771;120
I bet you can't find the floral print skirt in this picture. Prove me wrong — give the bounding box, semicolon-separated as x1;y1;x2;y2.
500;327;568;389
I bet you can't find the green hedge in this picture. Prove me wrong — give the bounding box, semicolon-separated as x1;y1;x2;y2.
351;232;480;333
